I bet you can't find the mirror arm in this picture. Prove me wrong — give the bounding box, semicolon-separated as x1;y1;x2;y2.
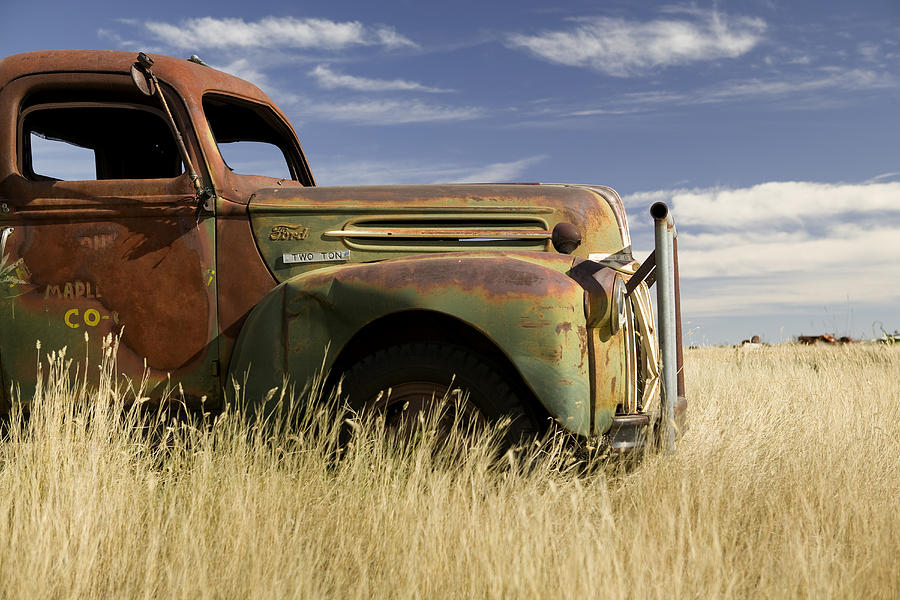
134;55;214;221
147;71;214;215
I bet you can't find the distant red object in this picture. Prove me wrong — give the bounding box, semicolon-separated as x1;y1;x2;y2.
797;334;855;345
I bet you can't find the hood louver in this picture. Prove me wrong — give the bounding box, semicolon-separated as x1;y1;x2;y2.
323;215;552;252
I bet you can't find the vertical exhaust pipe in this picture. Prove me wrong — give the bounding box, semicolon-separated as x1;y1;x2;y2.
651;202;679;452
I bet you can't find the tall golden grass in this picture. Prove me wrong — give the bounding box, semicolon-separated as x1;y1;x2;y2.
1;339;899;598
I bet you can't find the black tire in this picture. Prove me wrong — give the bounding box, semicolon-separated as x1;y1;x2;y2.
340;342;539;445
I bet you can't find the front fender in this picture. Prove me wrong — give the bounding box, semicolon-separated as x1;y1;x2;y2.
228;252;592;434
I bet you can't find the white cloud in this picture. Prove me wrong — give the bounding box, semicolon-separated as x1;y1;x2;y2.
373;26;418;49
632;181;900;229
508;10;765;76
624;181;900;316
678;225;898;279
673;223;900;315
143;16;416;51
309;65;451;93
298;98;484;125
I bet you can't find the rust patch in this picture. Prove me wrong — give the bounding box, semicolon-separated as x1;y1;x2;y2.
520;316;549;329
16;217;209;371
501;270;543;287
541;347;563;362
576;325;588;371
299;253;578;301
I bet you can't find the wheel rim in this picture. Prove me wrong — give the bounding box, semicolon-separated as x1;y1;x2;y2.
370;381;485;435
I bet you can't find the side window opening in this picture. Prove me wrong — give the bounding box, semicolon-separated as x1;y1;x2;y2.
21;103;183;181
203;95;298;181
29;132;96;181
217;140;292;180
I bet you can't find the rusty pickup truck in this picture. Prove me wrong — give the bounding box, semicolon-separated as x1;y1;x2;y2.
0;50;685;451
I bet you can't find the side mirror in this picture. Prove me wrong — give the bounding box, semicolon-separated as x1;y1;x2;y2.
130;62;156;96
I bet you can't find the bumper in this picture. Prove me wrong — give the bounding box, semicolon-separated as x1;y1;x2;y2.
607;395;687;453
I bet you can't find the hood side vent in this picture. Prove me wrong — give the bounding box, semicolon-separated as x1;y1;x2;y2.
324;215;552;252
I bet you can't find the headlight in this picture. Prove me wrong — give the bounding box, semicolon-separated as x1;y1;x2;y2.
584;268;626;339
612;276;626;335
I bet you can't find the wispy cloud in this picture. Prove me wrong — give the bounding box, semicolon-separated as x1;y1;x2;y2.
866;171;900;183
623;181;900;316
508;10;765;76
309;65;452;93
857;42;880;62
205;62;481;126
313;155;546;185
97;28;139;49
297;98;484;125
697;68;894;102
214;58;271;88
563;68;896;116
449;155;547;183
373;26;418;49
143;16;416;51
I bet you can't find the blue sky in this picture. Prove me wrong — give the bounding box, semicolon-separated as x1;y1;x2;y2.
2;0;898;344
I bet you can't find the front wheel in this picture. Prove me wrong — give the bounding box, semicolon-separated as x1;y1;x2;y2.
339;342;539;445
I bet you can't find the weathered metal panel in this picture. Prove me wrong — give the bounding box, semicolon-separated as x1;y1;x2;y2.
228;251;596;435
0;67;219;406
0;192;219;404
247;184;625;280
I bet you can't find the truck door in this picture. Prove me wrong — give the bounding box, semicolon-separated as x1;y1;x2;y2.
0;74;218;408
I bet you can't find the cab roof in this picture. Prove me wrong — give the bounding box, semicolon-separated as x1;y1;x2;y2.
0;50;274;106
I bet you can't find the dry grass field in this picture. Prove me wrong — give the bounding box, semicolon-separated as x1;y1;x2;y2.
1;340;899;599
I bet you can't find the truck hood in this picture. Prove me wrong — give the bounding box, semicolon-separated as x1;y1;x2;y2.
246;183;631;281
